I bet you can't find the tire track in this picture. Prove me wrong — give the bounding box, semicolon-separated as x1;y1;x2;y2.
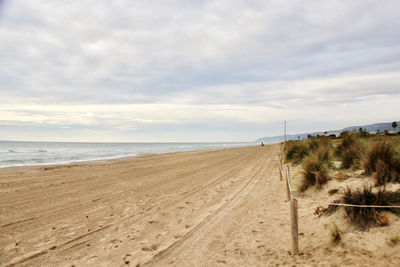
142;150;270;266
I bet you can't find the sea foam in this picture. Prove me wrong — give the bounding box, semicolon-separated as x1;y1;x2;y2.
0;141;253;168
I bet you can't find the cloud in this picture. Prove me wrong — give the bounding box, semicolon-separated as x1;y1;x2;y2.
0;0;400;141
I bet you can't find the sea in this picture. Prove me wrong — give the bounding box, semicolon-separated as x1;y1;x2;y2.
0;141;255;168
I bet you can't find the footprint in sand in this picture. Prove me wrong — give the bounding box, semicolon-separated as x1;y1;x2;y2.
109;239;123;249
141;244;158;252
123;253;132;264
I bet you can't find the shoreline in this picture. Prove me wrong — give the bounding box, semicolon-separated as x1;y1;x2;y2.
0;141;256;169
0;144;258;170
0;152;139;169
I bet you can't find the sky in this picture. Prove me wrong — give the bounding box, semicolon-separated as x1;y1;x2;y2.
0;0;399;142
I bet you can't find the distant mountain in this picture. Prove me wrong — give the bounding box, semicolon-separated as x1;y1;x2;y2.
341;122;398;133
256;121;399;144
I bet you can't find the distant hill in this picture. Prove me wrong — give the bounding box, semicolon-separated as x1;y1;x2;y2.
341;122;398;133
256;121;399;143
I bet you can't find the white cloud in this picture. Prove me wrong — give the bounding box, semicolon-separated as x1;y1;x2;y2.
0;0;399;141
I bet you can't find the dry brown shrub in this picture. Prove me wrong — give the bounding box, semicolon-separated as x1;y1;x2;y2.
378;213;391;226
336;172;349;180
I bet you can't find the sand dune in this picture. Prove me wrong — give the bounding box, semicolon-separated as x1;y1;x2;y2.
1;144;398;266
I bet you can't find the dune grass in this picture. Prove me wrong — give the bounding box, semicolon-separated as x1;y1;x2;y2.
325;223;342;243
334;134;364;169
286;134;400;192
285;134;400;230
387;235;400;246
364;141;400;185
327;187;400;230
299;156;329;192
328;188;339;195
285;140;309;164
297;137;333;192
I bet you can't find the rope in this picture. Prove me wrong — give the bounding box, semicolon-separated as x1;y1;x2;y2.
293;197;400;209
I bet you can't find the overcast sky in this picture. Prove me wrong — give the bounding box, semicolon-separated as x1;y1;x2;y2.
0;0;399;142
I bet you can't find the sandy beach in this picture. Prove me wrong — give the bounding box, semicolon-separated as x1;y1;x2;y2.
1;144;399;266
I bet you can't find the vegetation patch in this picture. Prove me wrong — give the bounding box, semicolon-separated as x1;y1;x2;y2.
299;152;330;192
364;141;400;185
328;187;400;230
387;235;400;246
328;188;339;196
285;137;332;165
285;141;309;164
335;171;349;181
335;134;363;169
314;138;332;166
325;223;342;243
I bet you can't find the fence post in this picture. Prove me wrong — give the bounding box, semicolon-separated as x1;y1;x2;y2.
279;155;283;181
285;165;290;201
290;190;299;255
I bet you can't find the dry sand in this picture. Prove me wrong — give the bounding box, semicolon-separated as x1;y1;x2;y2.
0;144;399;266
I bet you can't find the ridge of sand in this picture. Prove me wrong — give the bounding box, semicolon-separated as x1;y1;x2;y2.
0;144;399;266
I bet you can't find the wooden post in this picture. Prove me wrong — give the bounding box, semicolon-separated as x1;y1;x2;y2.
290;190;299;255
279;155;283;181
284;120;286;146
285;165;290;201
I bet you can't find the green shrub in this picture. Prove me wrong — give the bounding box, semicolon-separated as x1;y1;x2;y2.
307;138;319;151
299;153;329;192
365;141;394;174
285;141;309;164
333;187;400;230
315;141;332;165
386;190;400;203
335;133;356;155
341;144;363;169
364;141;400;185
298;138;333;192
375;160;392;186
335;134;364;169
285;137;333;166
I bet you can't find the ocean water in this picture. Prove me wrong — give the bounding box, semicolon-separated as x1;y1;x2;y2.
0;141;254;168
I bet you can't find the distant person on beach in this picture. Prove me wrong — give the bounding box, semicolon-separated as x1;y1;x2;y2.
261;142;264;146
